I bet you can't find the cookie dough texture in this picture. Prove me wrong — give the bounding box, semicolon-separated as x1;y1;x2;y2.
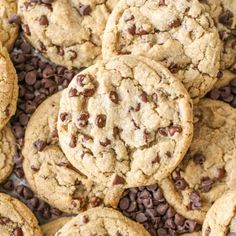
102;0;221;100
55;207;151;236
0;126;16;183
0;0;19;50
0;193;42;236
0;44;18;131
202;191;236;236
23;92;123;214
41;217;73;236
160;99;236;223
18;0;115;69
58;55;193;188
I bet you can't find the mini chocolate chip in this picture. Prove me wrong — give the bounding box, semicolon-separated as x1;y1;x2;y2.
136;212;147;223
201;177;213;193
119;197;130;210
140;91;148;103
219;10;234;26
95;114;106;128
169;18;181;28
78;3;91;16
112;175;125;185
83;215;89;223
25;70;37;85
14;167;24;178
69;88;78;97
31;165;39;171
168;63;179;74
109;91;119;104
33;139;47;151
69;136;77;148
15;185;24;196
8;15;21;25
168;125;182;136
216;167;226;179
174;214;185;226
0;217;10;225
99;138;111;147
156;203;168;215
152;93;158;104
184;220;198;232
193;153;205;165
13;227;23;236
90;196;102;207
127;25;136;35
189;191;202;209
77;113;89;127
13;154;23;165
2;179;14;191
158;128;168;136
69;50;77;60
116;232;123;236
28;197;39;209
82;88;95;97
60;112;68;121
39;41;46;51
159;0;165;6
77;74;86;86
39;15;49;26
56;46;64;56
23;186;34;199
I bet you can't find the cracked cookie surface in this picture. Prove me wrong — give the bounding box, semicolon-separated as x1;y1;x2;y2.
202;190;236;236
23;92;123;214
41;217;73;236
160;99;236;224
102;0;221;100
0;126;16;184
55;207;151;236
57;55;193;188
0;44;18;131
0;0;19;50
17;0;116;69
0;192;42;236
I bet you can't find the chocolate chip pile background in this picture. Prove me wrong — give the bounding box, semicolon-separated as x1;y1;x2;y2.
0;29;236;235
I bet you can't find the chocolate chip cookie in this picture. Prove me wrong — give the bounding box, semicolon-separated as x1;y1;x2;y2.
17;0;115;69
55;207;151;236
57;55;193;188
0;126;16;184
160;99;236;223
0;192;42;236
41;217;73;236
202;190;236;236
102;0;221;100
23;92;124;214
0;0;19;50
0;44;18;131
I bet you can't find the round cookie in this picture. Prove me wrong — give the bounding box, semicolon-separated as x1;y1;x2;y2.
102;0;221;100
55;207;151;236
160;99;236;223
17;0;115;69
41;217;73;236
0;126;16;183
23;92;124;214
0;0;19;51
57;55;193;188
202;191;236;236
0;192;42;236
0;44;18;131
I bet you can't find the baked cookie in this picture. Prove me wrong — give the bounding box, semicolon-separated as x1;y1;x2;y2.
102;0;221;100
0;0;19;51
160;99;236;223
23;92;124;214
41;217;73;236
202;191;236;236
0;126;16;184
0;44;18;131
0;192;42;236
17;0;115;69
55;207;151;236
57;55;193;188
205;0;236;89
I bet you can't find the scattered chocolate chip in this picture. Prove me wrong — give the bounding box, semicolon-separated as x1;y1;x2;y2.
200;177;213;193
13;227;23;236
83;215;89;223
60;112;68;121
109;91;119;104
82;88;95;97
112;175;125;185
39;15;49;26
127;25;136;35
175;178;188;190
95;114;106;128
69;50;77;60
140;91;148;103
219;10;234;26
14;167;25;178
169;19;181;28
158;128;168;136
90;196;102;207
216;167;226;180
2;179;14;191
56;46;64;56
69;136;77;148
168;63;179;74
33;139;47;151
99;138;111;147
78;3;91;16
8;15;21;25
77;113;89;127
168;125;182;136
193;153;205;165
189;191;202;209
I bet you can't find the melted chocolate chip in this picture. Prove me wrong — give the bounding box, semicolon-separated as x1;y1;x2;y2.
169;19;181;28
193;153;205;165
95;114;106;128
77;113;89;127
33;139;46;151
109;91;119;104
112;175;125;185
78;3;91;16
39;15;49;26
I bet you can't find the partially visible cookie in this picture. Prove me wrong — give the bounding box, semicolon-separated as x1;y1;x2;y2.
0;126;16;183
41;217;73;236
160;99;236;223
0;0;19;50
17;0;114;69
102;0;221;100
55;207;151;236
202;191;236;236
57;55;193;188
23;92;124;214
0;192;42;236
0;44;18;131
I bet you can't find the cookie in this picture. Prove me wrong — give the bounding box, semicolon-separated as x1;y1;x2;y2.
0;0;19;51
202;190;236;236
0;44;18;131
55;207;151;236
102;0;221;100
160;99;236;223
57;55;193;188
17;0;115;69
0;192;42;236
23;92;124;214
0;126;16;184
41;217;73;236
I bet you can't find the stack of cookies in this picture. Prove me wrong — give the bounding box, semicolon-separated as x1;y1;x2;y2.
0;0;236;235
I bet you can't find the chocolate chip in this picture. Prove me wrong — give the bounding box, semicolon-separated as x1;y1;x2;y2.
82;88;95;97
140;91;148;103
22;186;34;199
77;113;89;127
219;10;234;26
169;19;181;28
201;177;213;193
216;167;226;180
14;167;25;178
136;212;148;223
109;91;119;104
158;128;168;136
95;114;106;128
116;232;123;236
127;25;136;35
168;63;179;74
69;50;77;60
174;214;185;226
69;136;77;148
83;215;89;223
184;220;198;232
78;4;91;16
39;15;49;26
33;139;47;151
99;138;111;147
193;153;205;165
168;125;182;136
119;197;130;210
56;46;64;56
189;191;202;209
8;15;21;25
28;197;39;209
23;24;31;36
25;71;37;85
89;196;102;207
2;179;14;191
156;203;168;215
60;112;68;121
112;175;125;185
13;227;23;236
41;0;54;4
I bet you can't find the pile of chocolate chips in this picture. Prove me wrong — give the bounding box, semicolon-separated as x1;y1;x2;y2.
0;34;78;221
119;185;201;236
